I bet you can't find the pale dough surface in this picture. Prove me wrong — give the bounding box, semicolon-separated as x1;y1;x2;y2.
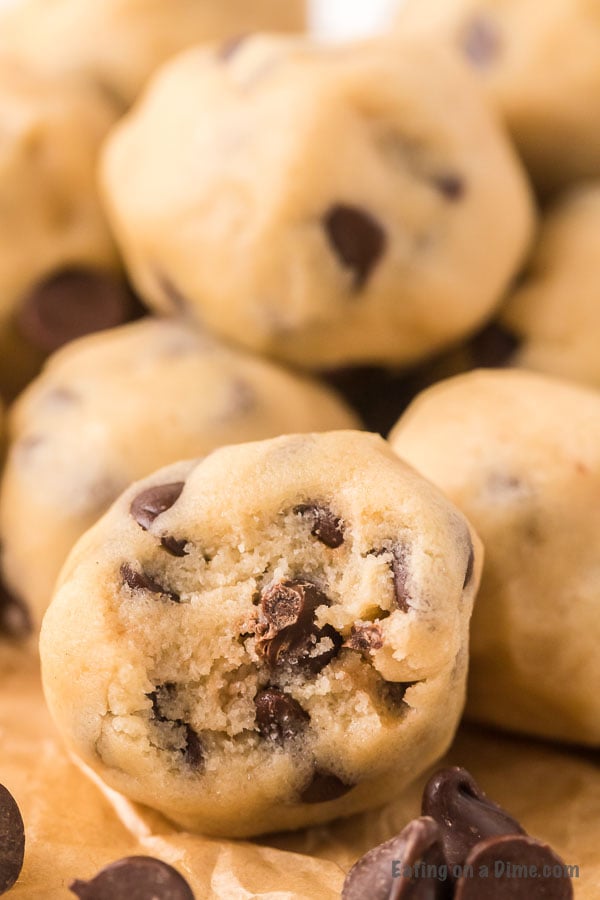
0;318;358;627
101;33;533;369
390;369;600;746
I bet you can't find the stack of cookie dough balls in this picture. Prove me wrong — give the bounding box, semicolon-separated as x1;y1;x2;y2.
0;59;138;402
40;431;482;836
0;318;358;630
397;0;600;195
0;0;305;107
101;33;534;371
390;369;600;747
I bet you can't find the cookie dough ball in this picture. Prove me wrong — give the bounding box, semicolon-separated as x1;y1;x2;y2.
101;34;534;370
0;318;358;627
499;183;600;390
0;0;305;108
40;431;481;837
0;61;138;402
397;0;600;194
390;369;600;746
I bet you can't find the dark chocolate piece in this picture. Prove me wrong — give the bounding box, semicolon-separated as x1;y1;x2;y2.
147;685;204;770
16;268;140;354
342;816;450;899
460;16;501;68
324;205;386;289
130;483;185;531
294;503;345;548
300;770;353;804
422;768;525;870
254;688;309;744
344;623;384;652
160;536;189;558
433;175;465;202
0;783;25;894
121;563;180;603
69;856;195;899
371;542;412;611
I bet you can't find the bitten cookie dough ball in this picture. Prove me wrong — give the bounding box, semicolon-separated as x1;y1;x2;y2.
0;319;357;627
0;61;138;402
397;0;600;194
0;0;305;108
499;183;600;390
40;432;481;837
101;34;534;370
390;369;600;746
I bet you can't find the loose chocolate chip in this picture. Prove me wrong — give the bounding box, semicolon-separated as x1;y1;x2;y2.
371;543;412;612
160;536;189;558
381;680;418;710
300;770;353;804
16;268;140;354
324;204;386;289
455;834;574;900
294;503;345;548
69;856;195;900
130;483;185;532
342;817;451;900
256;579;342;672
0;783;25;894
344;623;384;653
433;174;465;202
460;16;501;67
0;578;32;640
217;32;249;62
422;768;525;871
120;563;180;603
254;688;310;744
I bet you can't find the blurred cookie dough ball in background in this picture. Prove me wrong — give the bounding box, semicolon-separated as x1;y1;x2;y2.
0;318;358;628
0;60;140;402
0;0;306;108
396;0;600;195
390;369;600;747
101;33;534;372
498;183;600;391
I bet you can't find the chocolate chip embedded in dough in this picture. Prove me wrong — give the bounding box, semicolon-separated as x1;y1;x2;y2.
300;770;353;804
0;783;25;894
422;767;525;870
130;482;185;531
254;688;310;744
455;834;574;900
16;268;139;354
370;542;412;612
342;816;450;900
147;685;204;770
381;680;418;710
344;623;384;653
69;855;195;900
182;726;205;770
120;563;180;603
294;503;345;548
433;174;465;201
160;536;189;558
324;204;386;289
460;16;502;68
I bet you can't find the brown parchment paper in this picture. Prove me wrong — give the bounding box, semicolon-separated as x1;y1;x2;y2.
1;646;598;899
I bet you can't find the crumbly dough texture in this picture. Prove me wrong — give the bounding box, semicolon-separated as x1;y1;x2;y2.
40;431;481;837
500;183;600;390
390;369;600;746
397;0;600;194
0;60;120;397
101;33;533;370
0;0;305;107
0;318;357;627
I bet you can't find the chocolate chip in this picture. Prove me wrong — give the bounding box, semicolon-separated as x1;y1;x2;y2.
16;268;140;354
69;856;195;900
455;834;574;900
121;563;180;603
0;783;25;894
422;768;525;871
370;543;412;612
294;503;345;548
344;623;384;653
381;680;418;710
324;205;386;289
462;540;475;590
130;483;185;532
433;174;465;201
300;770;353;804
254;688;310;744
342;817;450;900
0;578;32;640
182;726;205;770
460;16;501;67
160;536;189;558
217;33;249;62
256;579;342;672
147;685;204;771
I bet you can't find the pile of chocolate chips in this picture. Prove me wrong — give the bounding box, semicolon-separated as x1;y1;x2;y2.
342;767;574;899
